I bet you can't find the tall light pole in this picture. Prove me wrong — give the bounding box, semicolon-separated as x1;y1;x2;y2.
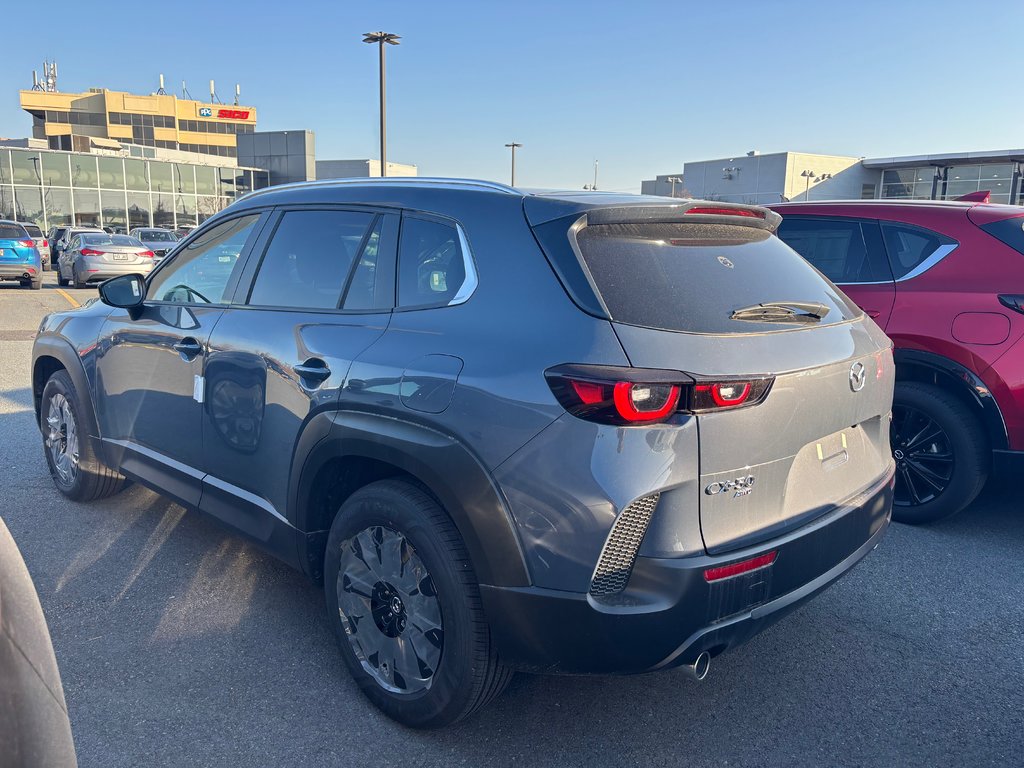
363;31;400;177
801;169;817;200
666;176;683;198
505;142;522;186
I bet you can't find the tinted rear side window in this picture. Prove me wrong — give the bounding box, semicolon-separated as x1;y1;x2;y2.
248;210;374;309
880;222;956;279
0;224;28;239
574;222;858;334
776;217;891;284
398;217;469;308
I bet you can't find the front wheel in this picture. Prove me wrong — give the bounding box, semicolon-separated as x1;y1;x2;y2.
324;479;512;728
890;382;989;524
41;370;126;502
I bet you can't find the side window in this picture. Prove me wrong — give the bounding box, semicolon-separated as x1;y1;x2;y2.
247;210;375;309
397;216;472;308
880;222;957;280
776;217;892;284
341;216;385;310
147;214;260;304
67;236;79;252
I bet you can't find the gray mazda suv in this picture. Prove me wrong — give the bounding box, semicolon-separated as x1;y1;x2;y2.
32;179;896;728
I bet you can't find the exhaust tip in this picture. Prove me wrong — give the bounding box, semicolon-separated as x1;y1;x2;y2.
688;651;711;681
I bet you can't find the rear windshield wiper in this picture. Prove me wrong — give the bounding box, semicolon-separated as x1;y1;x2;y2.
730;301;830;323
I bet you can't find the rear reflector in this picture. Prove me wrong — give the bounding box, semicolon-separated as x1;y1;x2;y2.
685;206;765;219
704;551;777;582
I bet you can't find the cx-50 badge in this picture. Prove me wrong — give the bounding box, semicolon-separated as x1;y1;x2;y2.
849;361;867;392
705;475;756;498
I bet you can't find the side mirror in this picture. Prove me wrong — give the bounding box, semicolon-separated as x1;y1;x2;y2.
99;273;146;310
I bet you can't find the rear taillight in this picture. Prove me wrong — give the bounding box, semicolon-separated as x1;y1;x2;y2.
80;248;105;256
546;365;773;425
41;239;48;247
685;206;765;219
140;250;155;258
18;239;34;247
704;551;777;582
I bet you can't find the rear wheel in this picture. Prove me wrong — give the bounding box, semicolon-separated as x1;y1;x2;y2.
29;278;41;290
324;479;512;728
890;382;988;524
41;370;126;502
57;270;69;287
72;267;86;290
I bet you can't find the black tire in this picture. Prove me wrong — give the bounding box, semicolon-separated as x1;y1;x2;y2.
57;270;69;287
30;278;41;290
41;261;50;272
72;267;86;290
324;479;513;728
890;381;989;524
41;370;126;502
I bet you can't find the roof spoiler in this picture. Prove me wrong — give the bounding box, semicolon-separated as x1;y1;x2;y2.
954;190;991;203
583;200;782;232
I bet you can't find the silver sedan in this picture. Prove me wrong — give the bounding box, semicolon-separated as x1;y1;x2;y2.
57;233;155;289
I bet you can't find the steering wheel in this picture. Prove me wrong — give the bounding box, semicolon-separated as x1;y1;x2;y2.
167;284;212;304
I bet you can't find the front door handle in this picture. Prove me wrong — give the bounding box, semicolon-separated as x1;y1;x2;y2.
173;337;203;360
293;359;331;384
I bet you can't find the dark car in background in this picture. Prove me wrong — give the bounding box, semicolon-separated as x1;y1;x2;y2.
0;220;42;290
33;179;895;727
51;226;103;270
772;200;1024;523
129;227;179;263
46;226;69;270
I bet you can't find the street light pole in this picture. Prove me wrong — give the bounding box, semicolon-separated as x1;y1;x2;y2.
505;142;522;186
801;169;817;200
666;176;683;197
362;31;401;177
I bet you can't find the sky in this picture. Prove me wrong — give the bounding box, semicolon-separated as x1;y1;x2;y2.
2;0;1024;192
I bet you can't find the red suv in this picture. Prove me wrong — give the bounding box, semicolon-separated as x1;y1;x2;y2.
771;200;1024;523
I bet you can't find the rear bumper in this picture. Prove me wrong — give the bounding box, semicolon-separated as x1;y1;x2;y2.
77;264;152;282
0;264;39;279
481;465;894;674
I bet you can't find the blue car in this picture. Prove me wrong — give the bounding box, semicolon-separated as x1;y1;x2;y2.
0;220;42;290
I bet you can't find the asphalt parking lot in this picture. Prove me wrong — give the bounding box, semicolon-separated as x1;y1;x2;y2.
1;272;1021;768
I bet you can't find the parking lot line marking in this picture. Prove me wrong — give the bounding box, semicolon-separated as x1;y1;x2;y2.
56;288;80;308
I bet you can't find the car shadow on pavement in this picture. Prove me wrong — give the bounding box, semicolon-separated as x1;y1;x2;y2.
3;386;1020;767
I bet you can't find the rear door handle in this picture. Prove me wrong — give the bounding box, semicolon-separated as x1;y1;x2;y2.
293;359;332;384
862;308;881;318
173;338;203;360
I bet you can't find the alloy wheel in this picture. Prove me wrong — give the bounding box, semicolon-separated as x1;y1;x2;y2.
336;525;443;694
46;393;79;486
890;405;954;507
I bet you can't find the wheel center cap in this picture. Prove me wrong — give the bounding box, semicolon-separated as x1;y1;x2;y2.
893;449;905;460
370;581;408;638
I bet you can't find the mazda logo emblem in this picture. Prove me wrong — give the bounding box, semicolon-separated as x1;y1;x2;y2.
849;361;867;392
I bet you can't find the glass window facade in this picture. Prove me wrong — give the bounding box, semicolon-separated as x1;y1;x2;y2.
880;162;1017;204
0;148;257;230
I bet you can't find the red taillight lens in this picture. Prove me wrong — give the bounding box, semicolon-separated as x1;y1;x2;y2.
42;239;48;247
140;250;155;258
695;382;752;408
546;366;773;425
80;248;104;256
613;381;681;422
704;551;777;582
18;239;34;247
685;206;765;219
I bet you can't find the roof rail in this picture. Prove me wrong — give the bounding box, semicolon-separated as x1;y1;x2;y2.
243;176;520;201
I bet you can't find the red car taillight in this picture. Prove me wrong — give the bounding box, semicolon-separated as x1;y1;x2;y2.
80;248;105;256
685;206;766;219
41;239;48;247
140;250;155;258
546;365;774;425
18;239;34;247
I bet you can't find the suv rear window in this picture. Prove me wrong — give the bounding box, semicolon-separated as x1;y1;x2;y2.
22;224;42;238
0;223;28;239
574;222;858;333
